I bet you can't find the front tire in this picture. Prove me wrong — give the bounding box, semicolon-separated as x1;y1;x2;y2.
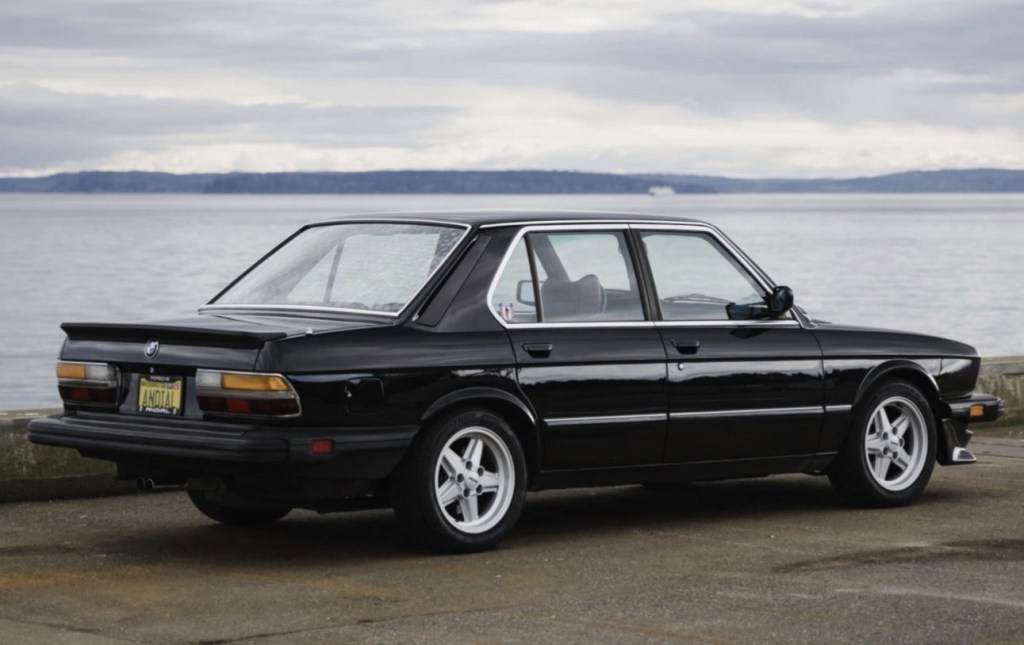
187;488;291;526
393;409;527;553
828;380;936;507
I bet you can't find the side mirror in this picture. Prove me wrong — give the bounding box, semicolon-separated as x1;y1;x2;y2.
767;285;794;317
516;280;536;306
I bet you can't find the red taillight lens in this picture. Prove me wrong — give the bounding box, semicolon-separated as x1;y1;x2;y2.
60;385;118;404
195;370;300;417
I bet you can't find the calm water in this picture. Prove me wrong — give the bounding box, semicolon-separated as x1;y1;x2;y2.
1;193;1022;409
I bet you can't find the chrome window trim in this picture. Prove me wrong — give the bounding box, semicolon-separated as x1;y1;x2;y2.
509;322;654;330
478;217;696;230
654;319;800;329
501;319;802;331
318;210;662;227
485;221;795;329
669;406;822;419
485;223;644;328
201;221;471;319
315;216;478;228
545;413;667;427
200;303;400;318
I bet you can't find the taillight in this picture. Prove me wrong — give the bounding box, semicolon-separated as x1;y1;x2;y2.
195;369;300;416
56;361;120;406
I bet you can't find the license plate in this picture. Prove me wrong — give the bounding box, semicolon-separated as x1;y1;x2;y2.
138;375;184;415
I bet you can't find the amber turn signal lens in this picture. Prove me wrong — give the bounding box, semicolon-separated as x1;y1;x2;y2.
56;362;87;379
969;404;985;418
221;373;291;392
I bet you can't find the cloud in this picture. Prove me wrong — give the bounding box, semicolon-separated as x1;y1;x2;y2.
0;84;455;173
0;0;1022;176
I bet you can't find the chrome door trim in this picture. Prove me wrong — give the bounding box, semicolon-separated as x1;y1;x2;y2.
669;406;822;419
545;413;667;427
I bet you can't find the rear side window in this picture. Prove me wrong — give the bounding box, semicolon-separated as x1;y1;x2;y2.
490;238;543;324
490;229;645;323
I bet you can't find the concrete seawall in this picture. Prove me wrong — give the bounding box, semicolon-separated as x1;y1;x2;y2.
2;356;1022;503
976;356;1024;427
0;408;130;502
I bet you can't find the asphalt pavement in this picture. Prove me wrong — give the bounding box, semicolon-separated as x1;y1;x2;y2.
0;429;1021;644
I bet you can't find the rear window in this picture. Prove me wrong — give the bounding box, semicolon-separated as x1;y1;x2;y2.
213;223;466;315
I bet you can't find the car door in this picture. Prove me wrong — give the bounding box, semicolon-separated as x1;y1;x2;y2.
634;225;824;463
489;225;668;471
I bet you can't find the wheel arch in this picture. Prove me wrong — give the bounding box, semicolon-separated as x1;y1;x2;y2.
853;360;946;457
420;387;542;485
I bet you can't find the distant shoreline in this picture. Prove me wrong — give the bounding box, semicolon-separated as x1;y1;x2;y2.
2;168;1024;194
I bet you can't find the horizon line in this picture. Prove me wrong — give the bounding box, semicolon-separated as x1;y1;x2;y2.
2;166;1024;182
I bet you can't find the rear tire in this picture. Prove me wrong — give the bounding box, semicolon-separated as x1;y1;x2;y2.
187;489;291;526
828;380;936;507
393;409;527;553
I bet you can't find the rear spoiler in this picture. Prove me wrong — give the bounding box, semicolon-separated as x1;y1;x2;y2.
61;323;287;349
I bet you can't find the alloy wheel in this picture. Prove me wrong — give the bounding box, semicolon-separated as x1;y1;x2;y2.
863;395;928;492
433;426;515;534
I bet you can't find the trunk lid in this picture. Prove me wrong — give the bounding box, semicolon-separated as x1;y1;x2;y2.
58;313;382;420
60;313;376;368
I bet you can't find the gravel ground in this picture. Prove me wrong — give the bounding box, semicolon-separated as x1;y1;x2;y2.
0;431;1021;644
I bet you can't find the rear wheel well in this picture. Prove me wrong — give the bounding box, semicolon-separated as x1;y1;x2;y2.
420;399;539;486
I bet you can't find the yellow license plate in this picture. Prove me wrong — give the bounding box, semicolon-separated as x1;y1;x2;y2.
138;375;183;415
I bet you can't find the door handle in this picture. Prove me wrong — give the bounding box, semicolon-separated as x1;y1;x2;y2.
522;342;554;358
670;339;700;355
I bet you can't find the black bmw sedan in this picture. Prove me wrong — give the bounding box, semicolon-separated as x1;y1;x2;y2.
29;211;1003;552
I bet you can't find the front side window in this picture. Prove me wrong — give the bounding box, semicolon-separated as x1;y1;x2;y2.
213;223;465;314
641;231;769;321
491;229;644;323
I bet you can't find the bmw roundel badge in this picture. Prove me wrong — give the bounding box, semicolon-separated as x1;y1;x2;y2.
144;339;160;359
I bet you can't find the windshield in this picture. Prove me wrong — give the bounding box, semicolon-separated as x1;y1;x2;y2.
211;222;467;315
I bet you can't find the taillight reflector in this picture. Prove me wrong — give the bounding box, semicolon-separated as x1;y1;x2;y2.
310;439;333;455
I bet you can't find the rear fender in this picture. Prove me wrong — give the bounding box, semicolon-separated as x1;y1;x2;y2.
420;387;542;485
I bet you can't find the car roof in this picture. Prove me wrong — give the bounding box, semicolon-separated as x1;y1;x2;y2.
318;209;706;229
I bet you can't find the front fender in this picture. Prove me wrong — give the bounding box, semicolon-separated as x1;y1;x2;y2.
854;359;941;409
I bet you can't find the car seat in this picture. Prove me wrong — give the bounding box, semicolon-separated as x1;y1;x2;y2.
541;274;607;321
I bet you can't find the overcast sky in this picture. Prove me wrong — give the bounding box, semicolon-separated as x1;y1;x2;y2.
1;0;1023;178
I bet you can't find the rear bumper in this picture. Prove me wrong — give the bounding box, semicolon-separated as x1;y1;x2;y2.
27;412;416;478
